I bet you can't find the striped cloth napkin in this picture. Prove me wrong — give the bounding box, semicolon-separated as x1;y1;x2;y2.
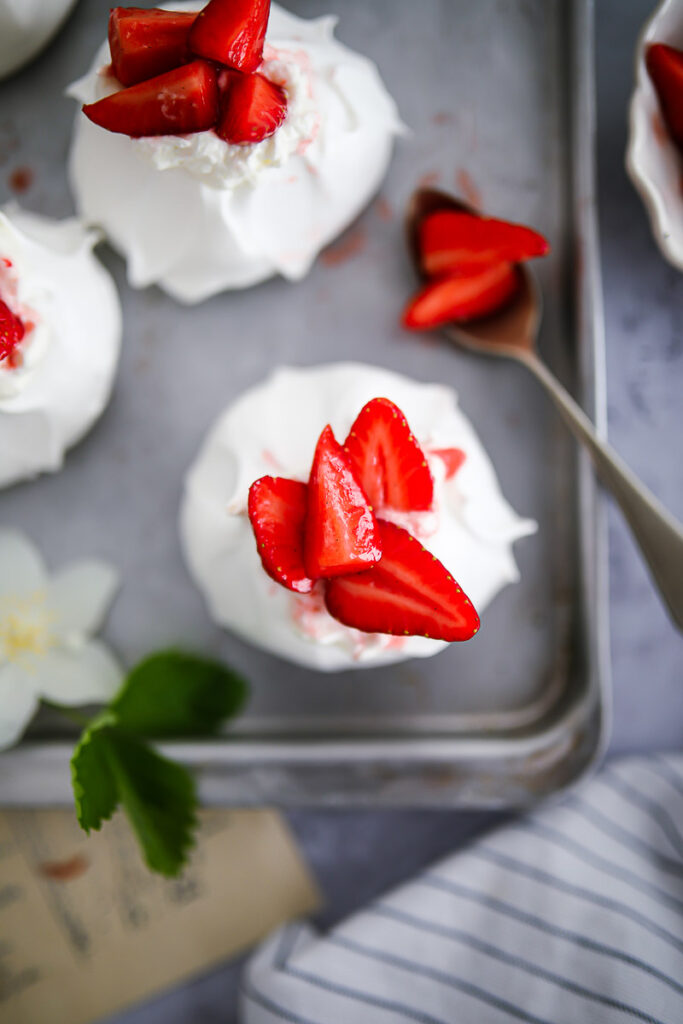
239;755;683;1024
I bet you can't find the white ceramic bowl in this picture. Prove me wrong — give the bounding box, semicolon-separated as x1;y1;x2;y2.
626;0;683;270
0;0;78;81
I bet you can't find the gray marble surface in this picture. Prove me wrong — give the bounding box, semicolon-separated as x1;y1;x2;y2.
110;1;683;1020
2;0;682;1021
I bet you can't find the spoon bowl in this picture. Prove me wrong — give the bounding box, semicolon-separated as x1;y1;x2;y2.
405;187;541;357
404;186;683;629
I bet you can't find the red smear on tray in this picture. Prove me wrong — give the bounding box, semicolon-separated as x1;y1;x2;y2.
455;168;482;210
8;166;33;193
432;111;456;125
38;854;89;882
374;196;393;221
418;171;441;188
321;226;367;266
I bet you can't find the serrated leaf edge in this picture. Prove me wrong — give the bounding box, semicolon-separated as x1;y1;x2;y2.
70;715;119;834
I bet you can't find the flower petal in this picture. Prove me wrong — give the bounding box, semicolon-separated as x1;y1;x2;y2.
47;561;120;637
35;641;123;707
0;529;47;598
0;664;39;749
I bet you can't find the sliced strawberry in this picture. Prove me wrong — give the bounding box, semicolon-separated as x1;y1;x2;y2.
0;298;25;363
83;60;218;138
188;0;270;73
305;425;382;579
325;519;479;641
343;397;433;512
431;447;466;479
420;211;549;276
402;262;520;330
108;8;197;87
646;43;683;148
248;476;313;594
216;70;287;144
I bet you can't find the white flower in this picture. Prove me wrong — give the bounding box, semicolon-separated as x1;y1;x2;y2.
0;529;122;750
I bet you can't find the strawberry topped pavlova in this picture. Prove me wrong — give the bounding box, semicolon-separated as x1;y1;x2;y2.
0;207;121;489
67;0;401;303
180;364;536;671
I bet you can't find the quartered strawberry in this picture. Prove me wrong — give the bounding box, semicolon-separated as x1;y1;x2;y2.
646;43;683;148
216;70;287;144
248;476;313;594
343;397;434;512
431;447;466;479
305;425;382;579
402;262;520;330
420;211;550;276
325;519;480;641
108;7;197;87
83;60;218;137
189;0;270;73
0;298;25;363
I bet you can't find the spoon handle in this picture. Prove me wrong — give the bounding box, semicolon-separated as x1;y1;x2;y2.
518;350;683;630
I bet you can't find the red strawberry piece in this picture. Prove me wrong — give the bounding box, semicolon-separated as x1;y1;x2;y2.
325;519;480;641
646;43;683;149
420;211;549;276
216;70;287;144
248;476;313;594
305;425;382;579
402;262;520;330
189;0;270;73
0;298;25;363
83;60;218;138
431;447;466;479
343;397;434;512
108;7;197;87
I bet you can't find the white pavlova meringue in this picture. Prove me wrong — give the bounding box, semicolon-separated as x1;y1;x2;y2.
0;206;121;489
180;364;537;672
67;1;402;303
0;0;77;81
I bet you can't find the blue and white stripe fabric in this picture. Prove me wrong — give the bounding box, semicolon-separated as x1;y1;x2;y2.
240;756;683;1023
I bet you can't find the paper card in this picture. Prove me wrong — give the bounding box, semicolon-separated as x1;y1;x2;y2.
0;808;320;1023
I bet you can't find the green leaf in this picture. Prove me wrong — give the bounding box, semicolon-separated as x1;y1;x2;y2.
70;721;197;877
104;729;197;877
109;649;248;737
71;714;118;833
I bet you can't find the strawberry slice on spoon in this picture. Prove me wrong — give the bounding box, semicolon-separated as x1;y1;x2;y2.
108;7;197;87
305;425;382;579
248;476;313;594
325;519;480;641
402;261;520;330
189;0;270;73
420;210;549;277
83;59;218;137
343;397;434;512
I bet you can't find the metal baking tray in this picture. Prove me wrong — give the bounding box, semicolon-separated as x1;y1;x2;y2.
0;0;610;806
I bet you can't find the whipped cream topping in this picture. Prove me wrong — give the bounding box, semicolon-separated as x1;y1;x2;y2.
180;364;537;672
68;2;402;303
0;206;121;489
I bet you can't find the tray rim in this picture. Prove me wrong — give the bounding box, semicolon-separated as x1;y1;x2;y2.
0;0;611;808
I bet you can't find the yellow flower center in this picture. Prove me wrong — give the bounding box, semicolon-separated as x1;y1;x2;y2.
0;591;57;669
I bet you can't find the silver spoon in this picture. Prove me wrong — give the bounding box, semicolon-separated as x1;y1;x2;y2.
406;187;683;630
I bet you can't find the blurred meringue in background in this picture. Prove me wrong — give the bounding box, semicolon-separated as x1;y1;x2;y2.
0;0;78;81
627;0;683;271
